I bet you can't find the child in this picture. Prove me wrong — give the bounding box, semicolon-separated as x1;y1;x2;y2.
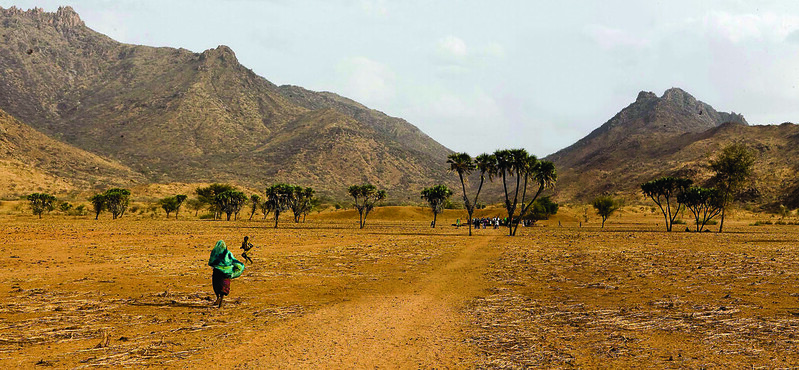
208;240;245;308
241;236;255;264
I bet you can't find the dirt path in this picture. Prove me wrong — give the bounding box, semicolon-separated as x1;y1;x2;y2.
223;235;500;368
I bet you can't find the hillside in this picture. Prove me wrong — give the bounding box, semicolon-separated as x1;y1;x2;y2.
0;108;144;198
0;6;452;199
547;88;798;208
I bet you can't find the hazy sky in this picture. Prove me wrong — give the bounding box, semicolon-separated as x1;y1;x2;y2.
3;1;799;156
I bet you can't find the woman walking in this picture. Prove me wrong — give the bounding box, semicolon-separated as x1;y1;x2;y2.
208;240;245;308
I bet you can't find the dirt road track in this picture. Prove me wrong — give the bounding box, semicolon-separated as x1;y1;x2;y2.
226;236;500;368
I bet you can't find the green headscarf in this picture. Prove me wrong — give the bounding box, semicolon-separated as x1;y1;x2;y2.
208;240;245;279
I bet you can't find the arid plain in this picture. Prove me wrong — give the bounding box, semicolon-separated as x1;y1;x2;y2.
1;204;798;368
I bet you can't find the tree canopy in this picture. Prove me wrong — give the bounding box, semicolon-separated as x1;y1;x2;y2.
288;186;315;223
709;143;755;232
195;183;235;219
27;193;56;219
641;176;693;231
678;186;723;232
592;195;621;229
264;183;294;228
159;194;187;219
484;149;557;236
215;190;248;221
90;188;131;220
524;196;559;224
447;152;492;236
421;184;453;228
348;184;387;229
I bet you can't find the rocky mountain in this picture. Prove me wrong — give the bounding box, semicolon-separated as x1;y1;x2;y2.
0;108;143;198
0;6;452;199
546;88;799;208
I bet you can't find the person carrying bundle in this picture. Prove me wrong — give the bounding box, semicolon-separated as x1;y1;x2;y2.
208;240;245;308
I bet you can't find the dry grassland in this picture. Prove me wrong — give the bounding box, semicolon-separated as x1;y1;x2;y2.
1;205;798;368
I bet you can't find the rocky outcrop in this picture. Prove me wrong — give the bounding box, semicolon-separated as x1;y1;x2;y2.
0;7;452;199
546;88;755;202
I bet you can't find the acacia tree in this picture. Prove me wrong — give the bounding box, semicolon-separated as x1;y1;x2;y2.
288;186;315;223
248;194;261;220
641;177;693;231
158;194;187;219
186;198;204;217
264;183;294;228
678;186;723;232
27;193;56;219
89;194;106;220
104;188;131;219
348;184;387;229
215;190;247;221
592;195;621;228
174;194;187;219
260;197;271;220
447;152;493;236
196;183;235;219
709;143;755;233
159;197;178;218
487;149;557;236
421;184;453;228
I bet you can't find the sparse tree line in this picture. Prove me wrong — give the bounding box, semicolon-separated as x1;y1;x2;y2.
18;143;760;233
640;143;756;233
21;182;390;229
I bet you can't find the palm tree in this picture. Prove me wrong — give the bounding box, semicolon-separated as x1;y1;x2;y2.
264;184;293;228
448;153;475;235
493;149;532;235
513;160;557;235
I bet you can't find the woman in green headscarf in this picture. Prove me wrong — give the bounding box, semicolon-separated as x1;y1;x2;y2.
208;240;245;308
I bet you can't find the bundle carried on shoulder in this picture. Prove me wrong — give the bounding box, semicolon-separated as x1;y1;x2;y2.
208;240;245;279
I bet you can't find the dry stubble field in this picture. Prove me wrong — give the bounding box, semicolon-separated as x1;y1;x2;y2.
1;206;799;368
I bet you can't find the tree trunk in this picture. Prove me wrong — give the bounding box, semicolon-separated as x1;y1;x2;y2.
432;212;437;228
467;211;473;236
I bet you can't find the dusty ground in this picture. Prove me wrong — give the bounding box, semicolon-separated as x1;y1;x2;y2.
1;205;798;368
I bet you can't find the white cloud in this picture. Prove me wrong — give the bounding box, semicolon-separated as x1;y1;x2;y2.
584;24;649;49
433;36;505;75
703;11;799;43
437;35;468;58
336;56;396;106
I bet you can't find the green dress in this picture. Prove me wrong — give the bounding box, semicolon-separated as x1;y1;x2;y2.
208;240;245;279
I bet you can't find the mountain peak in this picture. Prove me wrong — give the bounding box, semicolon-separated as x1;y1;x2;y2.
661;87;697;104
200;45;238;63
54;6;83;28
0;5;84;29
636;91;657;102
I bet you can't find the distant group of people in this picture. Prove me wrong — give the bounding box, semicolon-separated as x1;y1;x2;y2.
459;217;539;229
468;217;510;229
207;236;257;308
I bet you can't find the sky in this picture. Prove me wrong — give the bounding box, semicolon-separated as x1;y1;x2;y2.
3;1;799;157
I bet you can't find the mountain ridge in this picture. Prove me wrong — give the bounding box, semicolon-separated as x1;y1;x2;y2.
545;88;799;208
0;6;453;199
